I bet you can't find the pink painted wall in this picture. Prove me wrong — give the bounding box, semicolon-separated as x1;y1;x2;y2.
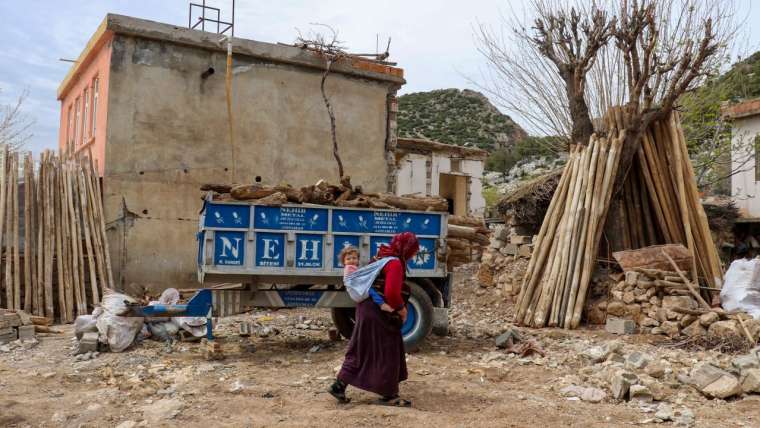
57;33;113;176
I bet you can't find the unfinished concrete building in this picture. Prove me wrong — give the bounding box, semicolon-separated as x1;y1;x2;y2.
57;14;405;292
394;138;487;217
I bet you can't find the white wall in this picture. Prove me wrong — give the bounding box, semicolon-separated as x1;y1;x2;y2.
732;116;760;217
396;151;485;216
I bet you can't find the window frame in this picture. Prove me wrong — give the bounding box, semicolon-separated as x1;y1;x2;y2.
91;77;99;135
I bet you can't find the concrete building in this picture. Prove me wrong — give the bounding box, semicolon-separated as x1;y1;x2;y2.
394;138;487;217
723;98;760;218
57;14;405;292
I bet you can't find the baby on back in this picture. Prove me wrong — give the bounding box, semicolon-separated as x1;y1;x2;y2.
340;246;394;312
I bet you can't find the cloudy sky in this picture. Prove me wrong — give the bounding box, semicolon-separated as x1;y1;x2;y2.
0;0;758;154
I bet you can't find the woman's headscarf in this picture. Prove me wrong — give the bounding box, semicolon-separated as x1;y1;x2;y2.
377;232;420;262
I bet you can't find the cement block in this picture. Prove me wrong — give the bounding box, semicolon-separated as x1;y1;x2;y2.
16;325;35;341
77;332;99;354
606;318;636;335
503;244;519;256
510;235;532;245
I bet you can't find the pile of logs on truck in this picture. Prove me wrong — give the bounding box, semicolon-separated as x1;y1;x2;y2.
201;177;489;269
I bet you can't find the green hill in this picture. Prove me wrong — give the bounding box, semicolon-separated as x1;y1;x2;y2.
397;89;527;152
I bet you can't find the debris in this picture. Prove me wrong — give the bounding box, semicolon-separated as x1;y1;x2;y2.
625;352;652;370
740;368;760;393
610;371;639;400
141;398;184;423
560;385;606;403
688;363;741;399
494;328;521;349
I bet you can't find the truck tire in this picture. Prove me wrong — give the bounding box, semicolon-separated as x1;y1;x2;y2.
330;281;434;352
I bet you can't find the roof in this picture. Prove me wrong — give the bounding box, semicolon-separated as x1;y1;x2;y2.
58;14;405;99
721;98;760;120
396;138;488;160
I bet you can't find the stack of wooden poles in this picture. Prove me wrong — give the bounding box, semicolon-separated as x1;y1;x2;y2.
0;147;113;322
515;109;722;329
606;112;723;290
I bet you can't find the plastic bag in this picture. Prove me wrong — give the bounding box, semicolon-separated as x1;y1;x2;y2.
74;315;98;340
173;316;207;337
94;290;144;352
148;321;180;342
720;258;760;319
158;288;180;305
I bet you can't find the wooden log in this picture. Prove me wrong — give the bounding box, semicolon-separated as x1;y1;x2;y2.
10;153;20;310
35;153;44;316
200;183;233;193
230;184;280;200
0;147;6;309
447;224;490;246
77;168;99;305
28;154;38;316
637;144;672;243
23;153;32;312
66;162;86;315
375;193;448;212
44;153;55;319
91;159;114;290
82;158;107;296
448;215;486;228
34;325;62;334
59;156;73;321
53;161;68;322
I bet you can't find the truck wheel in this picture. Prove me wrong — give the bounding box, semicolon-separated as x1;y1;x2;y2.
330;281;434;352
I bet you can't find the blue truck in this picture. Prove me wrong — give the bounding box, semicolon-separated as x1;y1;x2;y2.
196;196;452;350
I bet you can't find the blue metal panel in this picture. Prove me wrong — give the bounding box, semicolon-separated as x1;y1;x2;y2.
255;232;285;267
254;206;328;231
295;234;324;268
332;210;374;233
399;213;442;236
204;204;250;228
214;231;246;266
279;290;323;307
408;238;436;270
333;235;361;268
370;236;392;256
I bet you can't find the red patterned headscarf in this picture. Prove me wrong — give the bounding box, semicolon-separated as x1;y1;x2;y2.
377;232;420;262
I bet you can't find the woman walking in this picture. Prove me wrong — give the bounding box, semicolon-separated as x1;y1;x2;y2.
329;232;419;407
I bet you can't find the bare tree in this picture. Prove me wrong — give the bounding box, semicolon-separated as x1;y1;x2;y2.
475;0;738;156
0;88;34;150
296;25;347;180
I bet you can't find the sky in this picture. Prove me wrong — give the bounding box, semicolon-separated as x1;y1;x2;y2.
0;0;759;155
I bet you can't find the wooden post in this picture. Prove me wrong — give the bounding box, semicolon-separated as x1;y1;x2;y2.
23;153;32;312
78;168;99;305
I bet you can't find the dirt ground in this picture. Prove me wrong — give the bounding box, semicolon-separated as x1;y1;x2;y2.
2;266;760;427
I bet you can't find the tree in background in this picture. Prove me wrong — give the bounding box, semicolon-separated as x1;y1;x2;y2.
475;0;739;190
0;88;33;150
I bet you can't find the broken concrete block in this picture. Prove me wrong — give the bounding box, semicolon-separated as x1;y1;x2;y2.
690;363;742;399
606;318;636;335
740;368;760;393
628;384;653;403
16;325;35;341
77;332;99;355
610;371;639;400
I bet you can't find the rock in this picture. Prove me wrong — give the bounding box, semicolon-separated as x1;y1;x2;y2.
495;328;521;349
732;354;760;372
654;403;674;421
629;384;653;403
675;407;694;426
116;422;138;428
699;311;719;327
76;332;99;355
606;318;636;335
690;363;741;399
625;271;639;285
0;345;10;353
679;314;697;328
682;321;706;337
51;412;67;424
645;363;666;379
701;374;741;399
610;371;639;400
228;380;246;393
660;321;681;338
607;301;626;317
650;327;663;335
640;317;659;328
560;385;585;397
141;398;184;423
623;292;636;304
582;346;608;364
662;296;697;311
708;320;741;337
625;352;652;370
580;387;606;403
740;368;760;393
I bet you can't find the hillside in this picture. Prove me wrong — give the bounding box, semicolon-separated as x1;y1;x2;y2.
397;89;527;152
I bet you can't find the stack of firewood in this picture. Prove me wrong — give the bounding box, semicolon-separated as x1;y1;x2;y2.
203;176;449;212
446;215;490;269
515;109;722;330
0;148;112;323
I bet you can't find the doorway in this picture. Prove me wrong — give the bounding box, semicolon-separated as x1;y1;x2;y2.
439;173;468;216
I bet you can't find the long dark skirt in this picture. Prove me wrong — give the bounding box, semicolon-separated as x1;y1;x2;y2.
337;299;408;397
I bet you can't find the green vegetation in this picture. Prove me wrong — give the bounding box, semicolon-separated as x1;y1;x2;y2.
482;185;501;212
397;89;527;153
484;136;564;175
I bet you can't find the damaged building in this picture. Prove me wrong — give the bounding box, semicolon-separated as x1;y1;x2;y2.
56;14;405;292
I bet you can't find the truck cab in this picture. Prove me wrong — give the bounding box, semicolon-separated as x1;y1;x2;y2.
197;197;451;350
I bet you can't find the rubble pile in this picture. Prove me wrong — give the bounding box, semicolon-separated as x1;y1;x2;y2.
475;225;531;297
597;269;760;340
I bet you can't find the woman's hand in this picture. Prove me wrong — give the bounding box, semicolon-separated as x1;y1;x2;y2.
398;306;408;323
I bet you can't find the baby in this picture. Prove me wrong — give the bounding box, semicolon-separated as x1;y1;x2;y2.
340;246;394;312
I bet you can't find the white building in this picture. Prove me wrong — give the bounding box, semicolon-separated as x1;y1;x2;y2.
724;98;760;218
395;138;487;217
